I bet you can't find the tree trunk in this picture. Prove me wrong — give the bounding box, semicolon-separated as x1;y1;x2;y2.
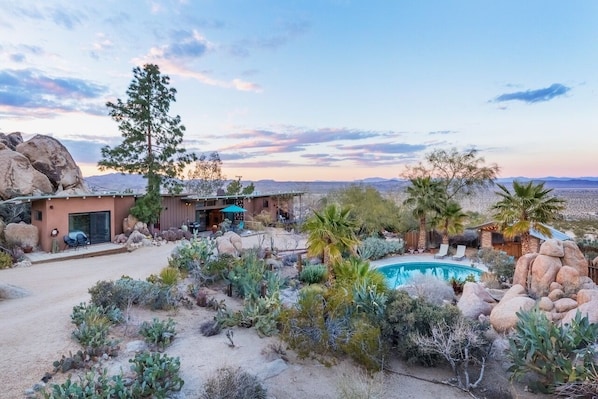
521;233;532;254
418;218;427;250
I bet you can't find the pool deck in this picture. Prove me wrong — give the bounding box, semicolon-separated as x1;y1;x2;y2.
371;253;488;271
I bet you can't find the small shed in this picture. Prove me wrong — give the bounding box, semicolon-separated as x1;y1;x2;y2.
475;222;572;258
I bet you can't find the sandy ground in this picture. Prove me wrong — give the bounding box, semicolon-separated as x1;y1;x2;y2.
0;230;519;399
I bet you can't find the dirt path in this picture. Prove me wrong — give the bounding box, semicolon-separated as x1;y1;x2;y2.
0;235;477;399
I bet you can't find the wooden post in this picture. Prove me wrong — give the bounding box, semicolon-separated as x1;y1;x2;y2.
297;253;302;274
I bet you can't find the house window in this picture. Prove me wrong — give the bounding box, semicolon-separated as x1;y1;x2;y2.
68;211;111;244
35;210;42;221
263;199;269;207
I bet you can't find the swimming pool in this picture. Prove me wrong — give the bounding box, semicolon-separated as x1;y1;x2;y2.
376;261;483;289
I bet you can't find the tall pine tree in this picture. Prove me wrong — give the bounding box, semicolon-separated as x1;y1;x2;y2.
99;64;196;224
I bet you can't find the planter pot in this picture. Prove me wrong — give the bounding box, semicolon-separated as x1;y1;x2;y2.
22;246;33;253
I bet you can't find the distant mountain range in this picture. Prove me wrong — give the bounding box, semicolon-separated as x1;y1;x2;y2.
83;173;598;195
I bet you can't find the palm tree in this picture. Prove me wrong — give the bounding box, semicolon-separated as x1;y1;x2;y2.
434;200;468;245
403;177;444;250
303;203;359;268
492;180;566;254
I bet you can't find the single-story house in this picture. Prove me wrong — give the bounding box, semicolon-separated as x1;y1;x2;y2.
2;190;303;253
474;221;572;258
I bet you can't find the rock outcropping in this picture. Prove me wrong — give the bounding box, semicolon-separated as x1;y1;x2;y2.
0;132;89;200
458;239;596;333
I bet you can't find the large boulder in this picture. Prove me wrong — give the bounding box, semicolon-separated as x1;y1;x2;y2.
561;241;588;277
490;295;536;334
4;222;39;248
513;253;538;288
0;144;54;199
0;132;24;151
561;299;598;325
457;282;496;319
555;265;581;293
16;134;89;193
529;255;562;298
539;239;565;258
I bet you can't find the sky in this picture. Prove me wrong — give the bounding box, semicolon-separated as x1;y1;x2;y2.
1;1;597;181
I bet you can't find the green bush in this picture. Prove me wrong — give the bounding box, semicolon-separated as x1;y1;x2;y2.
357;237;404;260
508;308;598;393
139;318;177;351
159;267;180;286
201;366;267;399
203;253;236;277
299;264;328;284
339;318;386;371
0;250;13;269
89;278;177;311
169;237;217;272
333;257;387;294
129;352;184;397
473;248;515;282
225;253;281;300
71;302;123;326
380;289;461;366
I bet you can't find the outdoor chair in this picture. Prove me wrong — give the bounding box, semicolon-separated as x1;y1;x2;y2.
63;231;89;250
452;245;466;261
434;244;449;259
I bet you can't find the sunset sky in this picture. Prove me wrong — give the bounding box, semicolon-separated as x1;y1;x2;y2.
1;1;597;181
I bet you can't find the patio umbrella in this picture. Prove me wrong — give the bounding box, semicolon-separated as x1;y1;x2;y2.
220;204;246;213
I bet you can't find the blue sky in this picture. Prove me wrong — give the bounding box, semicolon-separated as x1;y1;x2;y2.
1;1;597;181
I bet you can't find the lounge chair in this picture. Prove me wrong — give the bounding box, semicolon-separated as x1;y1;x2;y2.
434;244;449;259
452;245;466;261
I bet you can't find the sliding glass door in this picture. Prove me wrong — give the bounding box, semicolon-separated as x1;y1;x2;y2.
68;211;111;244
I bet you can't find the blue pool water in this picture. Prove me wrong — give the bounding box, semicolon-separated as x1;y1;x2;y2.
377;261;483;289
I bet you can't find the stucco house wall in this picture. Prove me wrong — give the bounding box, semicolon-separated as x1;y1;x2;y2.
30;195;135;253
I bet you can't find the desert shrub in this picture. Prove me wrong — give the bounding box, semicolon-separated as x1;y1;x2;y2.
339;318;386;371
380;289;462;366
357;237;404;260
333;257;387;294
278;285;329;358
38;369;128;398
0;250;13;268
203;253;236;277
89;278;178;311
200;319;222;337
408;274;455;306
225;253;281;300
129;352;184;398
554;365;598;398
217;293;281;337
169;237;216;272
412;317;490;391
71;315;113;349
480;271;501;289
299;264;328;284
473;248;515;282
139;318;177;351
335;370;388;399
352;282;387;323
159;266;180;286
279;280;388;369
508;308;598;393
71;302;123;326
201;366;267;399
282;253;298;266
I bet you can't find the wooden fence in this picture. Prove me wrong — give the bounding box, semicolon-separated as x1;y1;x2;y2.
588;261;598;285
